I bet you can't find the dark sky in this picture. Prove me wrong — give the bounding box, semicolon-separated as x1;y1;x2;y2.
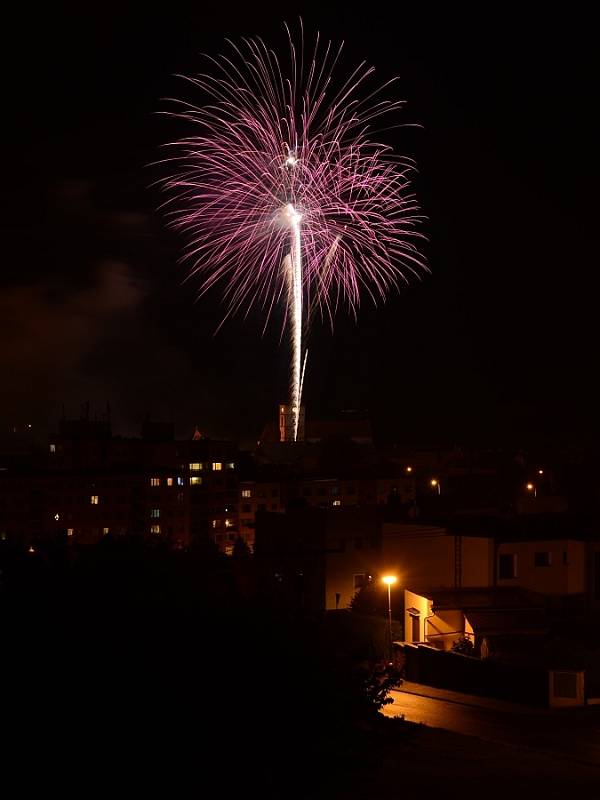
1;3;598;446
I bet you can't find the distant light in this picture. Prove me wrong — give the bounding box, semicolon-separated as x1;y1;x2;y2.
406;466;413;473
28;545;35;554
526;483;534;491
538;469;544;475
382;575;397;586
54;513;60;521
27;424;32;429
430;479;438;487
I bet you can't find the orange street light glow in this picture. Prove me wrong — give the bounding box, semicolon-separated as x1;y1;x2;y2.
382;575;397;585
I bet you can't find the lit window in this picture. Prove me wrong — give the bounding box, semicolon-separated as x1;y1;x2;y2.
241;489;252;498
190;476;202;486
103;527;109;536
67;528;74;537
226;462;235;470
224;544;234;556
332;500;341;507
225;518;234;528
212;519;219;529
49;444;56;453
212;462;222;471
189;463;202;471
176;477;184;486
167;478;174;487
150;525;161;534
150;478;160;487
150;509;160;518
91;495;99;505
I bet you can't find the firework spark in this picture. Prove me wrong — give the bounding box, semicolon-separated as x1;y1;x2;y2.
158;23;427;441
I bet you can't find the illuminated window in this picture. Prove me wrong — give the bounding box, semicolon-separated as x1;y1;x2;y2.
241;489;251;498
226;462;235;470
332;500;341;507
212;519;219;529
176;477;184;486
49;444;56;453
224;544;234;556
212;462;222;471
103;527;109;536
150;524;161;534
189;463;202;471
90;495;99;505
190;476;202;486
225;518;234;528
150;478;160;487
167;478;174;487
67;528;74;537
150;509;160;518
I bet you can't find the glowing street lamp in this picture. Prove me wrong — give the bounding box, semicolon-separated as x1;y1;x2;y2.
526;482;537;498
382;575;398;658
405;466;413;474
430;478;441;495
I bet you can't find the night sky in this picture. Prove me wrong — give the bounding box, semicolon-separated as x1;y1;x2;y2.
2;4;598;447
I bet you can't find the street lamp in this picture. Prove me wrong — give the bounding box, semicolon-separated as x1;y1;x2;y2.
526;482;537;498
430;478;441;495
382;575;398;659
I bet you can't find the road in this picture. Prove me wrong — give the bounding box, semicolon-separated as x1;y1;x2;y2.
383;686;600;767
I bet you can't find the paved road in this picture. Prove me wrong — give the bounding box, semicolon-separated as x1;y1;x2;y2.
384;687;600;767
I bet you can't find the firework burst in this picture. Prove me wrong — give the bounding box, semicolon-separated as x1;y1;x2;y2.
158;23;427;440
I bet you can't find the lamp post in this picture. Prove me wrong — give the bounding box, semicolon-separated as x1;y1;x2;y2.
430;478;441;495
526;482;537;498
382;575;397;661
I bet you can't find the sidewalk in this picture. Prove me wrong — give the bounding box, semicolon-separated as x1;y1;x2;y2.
393;680;546;714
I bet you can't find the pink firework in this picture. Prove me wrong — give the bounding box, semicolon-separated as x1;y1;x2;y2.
158;24;427;440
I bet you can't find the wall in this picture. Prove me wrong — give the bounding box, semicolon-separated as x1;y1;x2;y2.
497;539;585;595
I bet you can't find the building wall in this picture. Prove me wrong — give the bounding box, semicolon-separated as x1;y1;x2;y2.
382;524;493;592
404;589;431;644
497;539;585;595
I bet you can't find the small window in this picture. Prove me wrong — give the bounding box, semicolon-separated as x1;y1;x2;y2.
189;463;202;472
212;462;222;471
102;527;109;536
49;444;56;453
176;477;184;486
225;518;234;528
534;551;552;567
90;495;99;505
242;489;252;498
150;524;160;534
212;519;219;529
332;500;341;507
353;574;366;590
167;478;174;487
150;509;160;519
150;478;160;487
498;553;517;579
190;477;202;486
67;528;74;537
226;462;235;470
